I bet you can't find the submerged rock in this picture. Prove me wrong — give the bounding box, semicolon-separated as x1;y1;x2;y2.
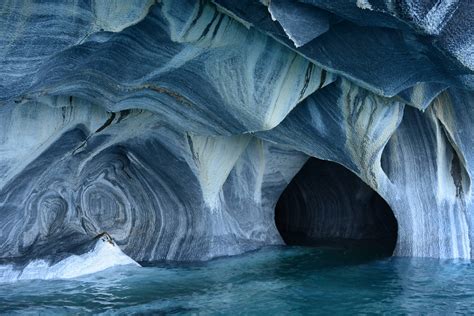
0;0;473;274
0;233;139;283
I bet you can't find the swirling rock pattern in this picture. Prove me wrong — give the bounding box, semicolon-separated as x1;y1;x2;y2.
0;99;308;261
0;0;473;269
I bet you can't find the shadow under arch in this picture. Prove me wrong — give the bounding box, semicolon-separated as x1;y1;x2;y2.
275;157;398;258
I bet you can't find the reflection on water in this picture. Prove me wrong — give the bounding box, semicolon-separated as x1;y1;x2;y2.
1;246;473;314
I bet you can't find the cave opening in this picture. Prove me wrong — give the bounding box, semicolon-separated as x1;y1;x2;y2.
275;157;398;258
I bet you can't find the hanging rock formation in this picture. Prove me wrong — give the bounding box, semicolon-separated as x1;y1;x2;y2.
0;0;473;280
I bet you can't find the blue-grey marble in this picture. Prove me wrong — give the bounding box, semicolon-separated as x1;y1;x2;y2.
0;0;473;280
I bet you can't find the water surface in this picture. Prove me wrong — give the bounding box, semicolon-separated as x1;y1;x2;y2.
1;246;473;314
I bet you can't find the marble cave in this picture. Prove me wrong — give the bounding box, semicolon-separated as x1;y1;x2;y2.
0;0;474;313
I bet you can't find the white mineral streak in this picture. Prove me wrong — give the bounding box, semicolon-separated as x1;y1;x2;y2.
0;99;108;191
93;0;155;33
356;0;373;10
268;4;302;48
341;79;404;188
187;134;252;210
405;0;459;35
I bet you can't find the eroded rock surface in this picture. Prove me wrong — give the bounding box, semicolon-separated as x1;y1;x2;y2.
0;0;473;277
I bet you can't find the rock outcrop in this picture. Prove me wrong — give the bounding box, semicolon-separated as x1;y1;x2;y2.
0;233;139;282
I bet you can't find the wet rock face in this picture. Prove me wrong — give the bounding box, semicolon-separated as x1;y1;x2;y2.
0;0;473;267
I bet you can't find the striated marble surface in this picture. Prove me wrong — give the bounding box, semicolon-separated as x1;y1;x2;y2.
0;98;309;262
0;0;473;279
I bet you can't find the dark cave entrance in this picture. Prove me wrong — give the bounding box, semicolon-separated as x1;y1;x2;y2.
275;157;398;258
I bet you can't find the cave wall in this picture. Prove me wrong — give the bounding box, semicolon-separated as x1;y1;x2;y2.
0;99;308;261
0;0;473;265
275;158;397;251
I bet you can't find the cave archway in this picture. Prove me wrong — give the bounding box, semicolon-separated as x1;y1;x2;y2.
275;157;398;257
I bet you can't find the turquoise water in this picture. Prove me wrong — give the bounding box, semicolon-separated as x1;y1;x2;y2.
1;246;474;314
